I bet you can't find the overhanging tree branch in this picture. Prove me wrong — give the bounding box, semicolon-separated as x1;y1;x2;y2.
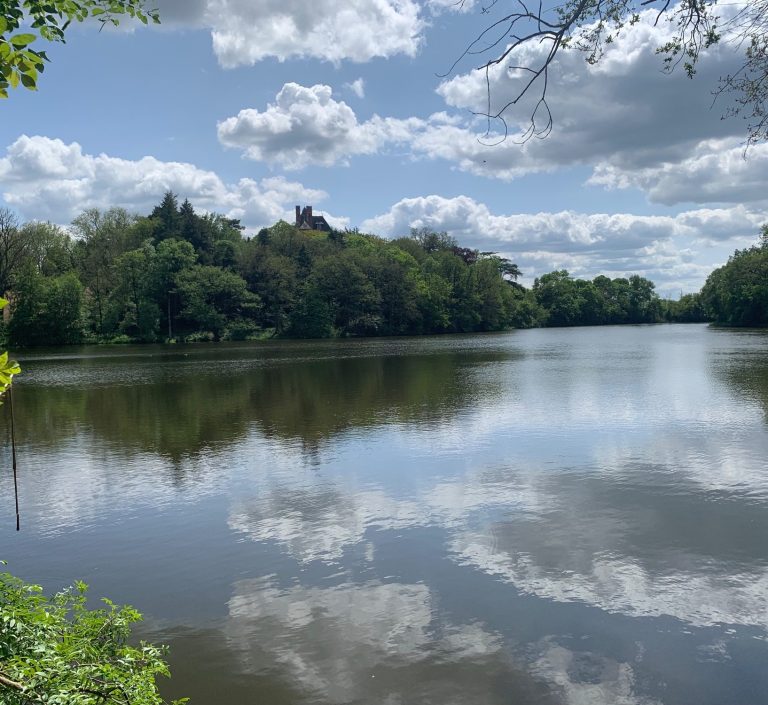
442;0;766;143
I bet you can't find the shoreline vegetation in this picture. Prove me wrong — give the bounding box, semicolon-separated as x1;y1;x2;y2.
1;194;764;348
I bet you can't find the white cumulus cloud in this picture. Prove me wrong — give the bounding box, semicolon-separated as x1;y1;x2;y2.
217;82;423;169
431;6;768;204
0;135;343;230
156;0;424;65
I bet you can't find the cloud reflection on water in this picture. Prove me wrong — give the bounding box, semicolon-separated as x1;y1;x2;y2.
227;449;768;634
223;576;653;705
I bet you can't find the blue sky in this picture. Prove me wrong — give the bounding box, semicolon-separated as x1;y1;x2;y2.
1;0;766;295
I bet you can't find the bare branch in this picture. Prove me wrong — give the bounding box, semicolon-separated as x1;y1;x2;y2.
440;0;751;143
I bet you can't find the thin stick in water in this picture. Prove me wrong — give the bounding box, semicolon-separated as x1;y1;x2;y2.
9;386;19;532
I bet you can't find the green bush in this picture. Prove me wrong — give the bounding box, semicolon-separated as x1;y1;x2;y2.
222;320;261;341
0;566;184;705
184;331;215;343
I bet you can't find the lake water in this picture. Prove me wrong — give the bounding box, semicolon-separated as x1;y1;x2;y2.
3;324;768;705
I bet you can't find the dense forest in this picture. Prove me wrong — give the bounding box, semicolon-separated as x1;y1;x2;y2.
699;227;768;327
0;192;754;347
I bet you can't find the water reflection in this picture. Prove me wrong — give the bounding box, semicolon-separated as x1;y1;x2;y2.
531;640;660;705
223;577;557;705
5;326;768;705
154;575;659;705
11;342;514;460
227;456;768;630
716;356;768;424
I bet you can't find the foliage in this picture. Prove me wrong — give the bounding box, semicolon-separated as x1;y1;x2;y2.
0;1;159;98
701;230;768;325
175;264;258;340
532;270;662;326
2;194;743;345
0;567;184;705
0;299;20;400
661;293;710;323
7;266;84;346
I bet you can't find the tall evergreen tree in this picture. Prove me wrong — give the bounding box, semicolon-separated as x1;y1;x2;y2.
150;191;181;242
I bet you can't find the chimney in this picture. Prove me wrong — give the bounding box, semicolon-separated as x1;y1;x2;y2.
307;206;313;227
295;205;301;226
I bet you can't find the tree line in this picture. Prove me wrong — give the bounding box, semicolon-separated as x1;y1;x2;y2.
699;226;768;327
2;192;758;347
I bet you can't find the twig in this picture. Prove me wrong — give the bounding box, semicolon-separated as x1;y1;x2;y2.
0;670;24;691
9;386;19;532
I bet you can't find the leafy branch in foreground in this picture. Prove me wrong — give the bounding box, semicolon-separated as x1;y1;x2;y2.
0;1;160;97
0;566;185;705
0;299;20;400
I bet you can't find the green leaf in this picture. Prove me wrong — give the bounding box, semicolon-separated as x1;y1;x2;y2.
10;33;36;47
20;71;36;88
0;17;7;34
8;69;18;88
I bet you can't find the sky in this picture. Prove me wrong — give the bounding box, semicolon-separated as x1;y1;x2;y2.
1;0;766;295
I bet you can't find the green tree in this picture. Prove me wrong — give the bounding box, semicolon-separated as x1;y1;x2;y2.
410;227;456;254
415;271;452;333
424;250;482;332
72;208;139;336
7;266;83;346
472;257;515;330
150;192;182;243
239;243;299;334
662;293;710;322
0;1;159;98
533;270;585;326
178;198;208;256
363;247;421;335
508;287;545;328
286;286;334;338
701;234;768;325
627;274;662;323
0;568;184;705
212;239;237;270
175;265;259;340
310;253;381;335
146;239;197;339
112;245;160;340
20;221;74;277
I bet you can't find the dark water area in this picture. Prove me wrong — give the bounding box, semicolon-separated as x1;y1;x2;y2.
2;324;768;705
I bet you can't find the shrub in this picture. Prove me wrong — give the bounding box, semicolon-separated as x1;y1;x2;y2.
0;566;184;705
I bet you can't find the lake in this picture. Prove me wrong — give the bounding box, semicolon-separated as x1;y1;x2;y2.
3;324;768;705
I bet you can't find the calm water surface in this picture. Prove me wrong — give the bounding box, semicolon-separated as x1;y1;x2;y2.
3;324;768;705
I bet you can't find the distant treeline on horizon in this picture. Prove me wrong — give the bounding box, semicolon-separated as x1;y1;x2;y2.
0;193;764;347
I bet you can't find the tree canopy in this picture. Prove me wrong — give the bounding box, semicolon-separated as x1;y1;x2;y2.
0;194;701;346
451;0;768;144
0;0;159;98
701;226;768;325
